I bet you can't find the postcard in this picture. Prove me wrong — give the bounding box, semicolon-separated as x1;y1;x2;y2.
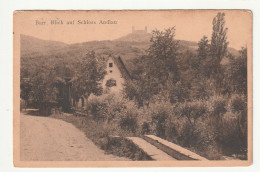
13;10;252;167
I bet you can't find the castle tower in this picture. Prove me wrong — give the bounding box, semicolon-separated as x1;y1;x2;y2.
145;26;147;33
132;26;135;33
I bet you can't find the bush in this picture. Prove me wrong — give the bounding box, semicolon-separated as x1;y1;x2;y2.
228;94;247;157
230;94;247;139
230;94;247;114
119;112;138;134
86;97;108;121
148;100;173;138
86;93;142;136
152;111;168;138
204;94;247;158
221;116;246;156
177;100;208;126
209;95;227;119
103;137;152;160
168;100;208;148
84;92;247;160
141;122;150;134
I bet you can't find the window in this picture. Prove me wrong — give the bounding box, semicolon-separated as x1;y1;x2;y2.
109;63;113;67
110;70;113;73
106;79;117;87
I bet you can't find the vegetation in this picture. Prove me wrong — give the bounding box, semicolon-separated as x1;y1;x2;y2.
51;109;152;161
21;12;248;160
20;50;106;114
122;12;247;159
71;51;106;100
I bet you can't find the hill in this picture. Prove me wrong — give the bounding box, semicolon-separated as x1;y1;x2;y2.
21;34;68;57
115;32;152;42
20;33;239;65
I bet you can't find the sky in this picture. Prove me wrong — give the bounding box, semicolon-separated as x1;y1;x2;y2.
14;10;252;50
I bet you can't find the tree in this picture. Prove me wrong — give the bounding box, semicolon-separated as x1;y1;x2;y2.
177;100;208;147
72;51;106;101
210;12;229;75
124;77;157;107
178;100;207;128
227;47;247;95
124;28;180;107
147;27;180;83
20;78;32;105
28;65;59;115
197;36;211;78
198;36;210;59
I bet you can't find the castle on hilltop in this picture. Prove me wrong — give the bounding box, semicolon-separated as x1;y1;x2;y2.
132;26;147;34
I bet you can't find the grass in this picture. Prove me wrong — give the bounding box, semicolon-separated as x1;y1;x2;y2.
49;92;247;161
51;112;152;161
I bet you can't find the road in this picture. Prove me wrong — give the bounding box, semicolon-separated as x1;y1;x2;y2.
20;113;129;161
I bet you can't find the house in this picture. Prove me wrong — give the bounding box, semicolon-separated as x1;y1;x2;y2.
59;55;131;112
102;56;131;94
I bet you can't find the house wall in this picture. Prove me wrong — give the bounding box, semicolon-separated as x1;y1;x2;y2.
102;57;125;94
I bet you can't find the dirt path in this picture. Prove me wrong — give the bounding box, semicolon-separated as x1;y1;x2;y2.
20;113;129;161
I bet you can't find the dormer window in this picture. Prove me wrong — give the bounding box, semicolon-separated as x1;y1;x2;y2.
109;63;113;67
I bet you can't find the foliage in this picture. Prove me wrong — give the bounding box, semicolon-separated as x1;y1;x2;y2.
177;100;208;127
72;51;106;100
21;12;248;160
226;47;247;95
20;50;106;114
123;79;154;107
147;27;180;83
20;78;32;104
124;28;180;107
209;95;227;119
119;112;138;133
24;65;58;115
230;94;247;147
196;36;211;78
210;12;229;67
86;97;108;121
198;36;210;60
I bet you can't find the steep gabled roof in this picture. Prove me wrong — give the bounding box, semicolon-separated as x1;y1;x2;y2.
112;56;132;80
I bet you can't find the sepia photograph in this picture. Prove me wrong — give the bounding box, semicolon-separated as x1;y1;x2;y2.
13;10;252;167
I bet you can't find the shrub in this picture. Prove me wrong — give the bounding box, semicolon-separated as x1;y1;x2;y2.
119;112;138;134
86;93;126;121
146;100;173;138
103;137;152;160
204;94;247;158
86;97;108;121
209;95;227;119
230;94;247;138
169;100;208;148
152;111;168;138
228;94;247;157
86;93;141;136
83;91;247;160
177;100;208;127
221;116;245;155
141;122;150;134
230;94;247;114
